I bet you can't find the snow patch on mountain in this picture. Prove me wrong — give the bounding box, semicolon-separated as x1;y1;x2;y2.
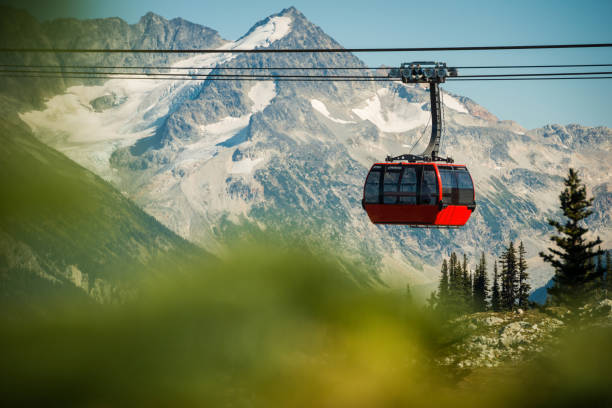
310;99;355;124
229;16;292;49
199;82;275;136
200;116;251;136
19;82;160;180
181;81;276;163
21;83;151;144
173;16;292;71
352;88;429;133
442;92;468;113
249;81;277;110
230;157;264;174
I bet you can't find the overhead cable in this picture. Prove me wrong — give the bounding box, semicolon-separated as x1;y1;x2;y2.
2;63;612;71
1;43;611;54
1;69;611;79
2;73;612;82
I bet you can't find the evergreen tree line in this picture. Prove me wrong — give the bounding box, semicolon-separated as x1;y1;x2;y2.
429;241;531;315
427;168;610;315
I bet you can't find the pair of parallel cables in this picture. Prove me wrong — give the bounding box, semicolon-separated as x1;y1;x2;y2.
1;43;611;82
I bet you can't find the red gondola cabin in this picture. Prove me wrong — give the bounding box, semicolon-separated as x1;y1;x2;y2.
362;162;476;226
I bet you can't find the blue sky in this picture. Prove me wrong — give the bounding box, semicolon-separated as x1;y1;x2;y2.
3;0;612;129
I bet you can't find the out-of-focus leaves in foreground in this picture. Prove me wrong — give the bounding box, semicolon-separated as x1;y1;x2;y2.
1;245;611;407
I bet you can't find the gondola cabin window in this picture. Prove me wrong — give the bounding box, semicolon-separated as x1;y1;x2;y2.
456;167;475;205
383;166;402;204
420;165;438;205
399;166;418;204
439;166;475;206
364;165;381;204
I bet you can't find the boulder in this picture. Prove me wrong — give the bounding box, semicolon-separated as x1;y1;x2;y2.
499;322;527;348
483;316;504;326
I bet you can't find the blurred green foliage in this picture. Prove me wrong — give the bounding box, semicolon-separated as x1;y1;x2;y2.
1;245;610;407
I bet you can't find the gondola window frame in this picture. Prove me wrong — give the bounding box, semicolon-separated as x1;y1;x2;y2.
364;166;382;204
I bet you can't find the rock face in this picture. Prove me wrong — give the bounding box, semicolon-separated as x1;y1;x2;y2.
499;321;531;347
483;316;504;326
42;11;227;68
444;311;565;368
16;7;612;288
444;300;612;369
580;299;612;321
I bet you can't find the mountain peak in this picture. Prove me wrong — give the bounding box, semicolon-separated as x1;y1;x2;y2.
277;6;305;19
138;11;166;25
235;6;347;52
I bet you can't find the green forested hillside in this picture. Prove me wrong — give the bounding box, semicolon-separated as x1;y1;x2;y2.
0;111;203;302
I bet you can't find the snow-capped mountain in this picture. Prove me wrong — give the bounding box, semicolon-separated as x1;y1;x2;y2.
20;7;612;289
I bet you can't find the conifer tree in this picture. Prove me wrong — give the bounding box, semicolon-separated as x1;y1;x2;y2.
595;251;603;277
444;252;467;315
498;251;506;306
472;257;479;311
540;168;604;307
471;270;476;311
405;283;413;304
500;242;518;310
461;255;472;311
517;241;531;309
594;249;606;299
448;252;463;312
448;252;459;296
426;290;438;311
605;251;611;298
473;252;489;312
437;259;450;310
491;261;501;312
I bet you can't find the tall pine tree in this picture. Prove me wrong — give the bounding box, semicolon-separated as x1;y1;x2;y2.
491;261;501;312
437;259;450;311
500;242;518;310
426;291;438;311
405;283;413;304
594;249;606;299
605;251;611;298
461;254;472;312
448;252;464;313
473;252;489;312
540;168;604;307
517;241;531;309
448;252;460;297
